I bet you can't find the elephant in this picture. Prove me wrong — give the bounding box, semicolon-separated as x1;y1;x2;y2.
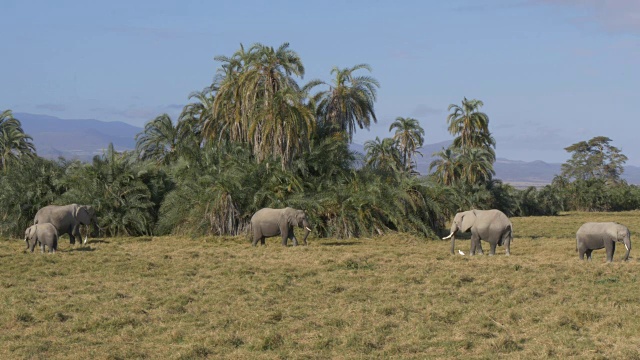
24;223;58;253
34;204;98;245
576;222;631;262
442;209;512;256
251;207;311;246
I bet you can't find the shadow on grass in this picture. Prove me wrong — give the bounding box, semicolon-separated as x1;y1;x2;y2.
86;239;110;244
67;246;96;252
320;241;361;246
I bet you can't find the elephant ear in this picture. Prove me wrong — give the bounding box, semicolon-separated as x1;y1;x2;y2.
284;209;296;227
25;225;35;240
460;211;476;233
75;206;91;225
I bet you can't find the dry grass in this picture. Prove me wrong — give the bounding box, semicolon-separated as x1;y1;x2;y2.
2;211;640;359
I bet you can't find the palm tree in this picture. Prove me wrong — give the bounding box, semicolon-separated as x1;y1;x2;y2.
458;147;495;185
210;43;312;169
364;137;402;173
446;98;495;160
211;44;251;144
312;64;379;142
389;117;424;172
429;147;461;186
0;110;36;172
135;114;179;165
252;86;314;170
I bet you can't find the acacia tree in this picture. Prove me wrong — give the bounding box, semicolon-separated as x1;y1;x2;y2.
561;136;627;183
311;64;379;142
389;117;424;172
0;110;36;172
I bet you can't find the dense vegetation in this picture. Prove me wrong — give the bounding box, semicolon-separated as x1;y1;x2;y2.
2;211;640;359
1;43;639;239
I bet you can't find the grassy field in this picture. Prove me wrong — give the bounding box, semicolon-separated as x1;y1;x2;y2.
1;211;640;359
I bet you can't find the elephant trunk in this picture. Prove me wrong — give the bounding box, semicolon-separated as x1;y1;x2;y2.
301;220;311;245
444;223;459;255
622;236;631;261
449;235;456;255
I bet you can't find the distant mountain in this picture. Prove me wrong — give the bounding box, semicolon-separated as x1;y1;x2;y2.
15;113;640;185
16;113;141;161
350;140;640;186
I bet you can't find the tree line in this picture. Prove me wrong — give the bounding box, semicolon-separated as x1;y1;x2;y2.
1;43;638;239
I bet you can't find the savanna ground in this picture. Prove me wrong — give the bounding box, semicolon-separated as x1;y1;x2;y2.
1;212;640;359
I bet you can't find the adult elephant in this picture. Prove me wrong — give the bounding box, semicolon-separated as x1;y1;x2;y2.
576;222;631;262
442;209;512;256
34;204;98;245
251;207;311;246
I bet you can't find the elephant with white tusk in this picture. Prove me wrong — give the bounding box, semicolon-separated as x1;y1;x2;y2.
576;222;631;262
443;209;512;256
34;204;98;245
251;207;311;246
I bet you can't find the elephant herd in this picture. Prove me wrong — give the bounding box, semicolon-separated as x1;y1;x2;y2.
253;207;632;263
23;204;98;253
440;209;631;262
23;204;632;262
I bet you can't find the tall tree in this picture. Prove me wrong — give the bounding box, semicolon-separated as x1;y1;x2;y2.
135;114;179;165
446;98;495;160
389;117;424;172
458;147;495;185
211;43;313;169
0;110;36;172
364;137;402;173
429;147;461;186
561;136;627;183
312;64;379;142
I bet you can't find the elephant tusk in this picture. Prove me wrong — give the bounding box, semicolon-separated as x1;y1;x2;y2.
83;236;88;245
305;227;312;232
625;243;629;251
442;232;454;240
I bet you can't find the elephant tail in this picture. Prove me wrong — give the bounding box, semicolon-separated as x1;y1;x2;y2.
499;223;513;246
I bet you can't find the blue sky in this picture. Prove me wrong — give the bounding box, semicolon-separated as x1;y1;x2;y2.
2;0;639;164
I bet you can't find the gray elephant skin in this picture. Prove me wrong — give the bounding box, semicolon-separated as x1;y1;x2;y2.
24;223;58;253
443;209;512;256
34;204;98;245
251;207;311;246
576;222;631;262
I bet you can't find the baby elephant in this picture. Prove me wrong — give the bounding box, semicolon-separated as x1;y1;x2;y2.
24;223;59;253
576;222;631;262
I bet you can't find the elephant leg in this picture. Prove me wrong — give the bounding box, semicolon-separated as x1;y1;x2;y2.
41;243;45;253
606;243;615;263
251;234;259;246
578;248;585;260
290;227;299;246
469;233;479;255
281;233;288;246
475;235;484;255
586;249;593;261
489;241;497;256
